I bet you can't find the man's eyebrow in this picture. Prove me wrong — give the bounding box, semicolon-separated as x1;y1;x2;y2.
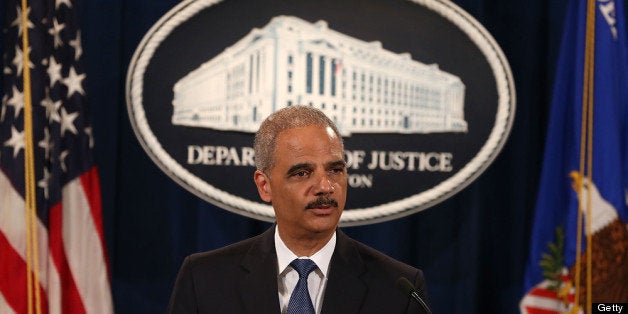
327;160;347;168
286;162;313;175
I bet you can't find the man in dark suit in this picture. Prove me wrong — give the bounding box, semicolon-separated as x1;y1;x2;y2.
167;105;429;313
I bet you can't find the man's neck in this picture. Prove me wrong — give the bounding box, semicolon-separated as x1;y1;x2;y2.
277;226;335;257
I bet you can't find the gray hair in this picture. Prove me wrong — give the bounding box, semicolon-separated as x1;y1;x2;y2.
254;105;343;172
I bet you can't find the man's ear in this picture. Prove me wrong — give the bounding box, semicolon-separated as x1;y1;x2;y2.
254;170;272;202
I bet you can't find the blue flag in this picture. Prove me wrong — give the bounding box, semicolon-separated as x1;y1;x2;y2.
520;0;628;313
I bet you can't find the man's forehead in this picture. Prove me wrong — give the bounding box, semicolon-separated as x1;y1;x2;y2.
278;125;339;142
272;125;343;158
282;147;344;162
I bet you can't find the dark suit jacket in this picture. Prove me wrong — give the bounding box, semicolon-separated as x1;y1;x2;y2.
167;227;429;313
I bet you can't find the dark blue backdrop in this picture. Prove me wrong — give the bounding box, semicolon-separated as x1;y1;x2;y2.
4;0;627;313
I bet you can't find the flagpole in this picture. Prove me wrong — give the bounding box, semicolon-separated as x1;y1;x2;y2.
20;0;42;313
576;0;597;312
584;0;595;309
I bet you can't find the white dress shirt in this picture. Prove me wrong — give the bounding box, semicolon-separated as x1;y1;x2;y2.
275;226;336;314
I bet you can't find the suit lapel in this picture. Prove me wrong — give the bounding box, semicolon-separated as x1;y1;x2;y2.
239;227;281;314
321;229;367;314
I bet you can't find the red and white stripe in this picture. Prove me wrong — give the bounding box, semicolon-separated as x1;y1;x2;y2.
519;270;579;314
0;168;113;314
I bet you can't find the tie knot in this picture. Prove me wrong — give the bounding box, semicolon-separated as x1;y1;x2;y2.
290;259;317;278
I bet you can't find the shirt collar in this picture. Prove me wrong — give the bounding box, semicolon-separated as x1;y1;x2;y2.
275;225;336;277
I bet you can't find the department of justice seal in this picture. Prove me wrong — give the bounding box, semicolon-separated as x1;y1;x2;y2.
126;0;515;225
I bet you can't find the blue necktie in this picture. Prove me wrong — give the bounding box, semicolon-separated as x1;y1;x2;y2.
287;259;318;314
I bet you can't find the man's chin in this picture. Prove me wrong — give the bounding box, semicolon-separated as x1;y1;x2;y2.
306;210;342;231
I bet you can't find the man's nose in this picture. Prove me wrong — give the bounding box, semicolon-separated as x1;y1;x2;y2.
314;172;334;195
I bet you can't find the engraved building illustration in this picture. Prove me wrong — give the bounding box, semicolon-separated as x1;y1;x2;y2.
171;15;467;136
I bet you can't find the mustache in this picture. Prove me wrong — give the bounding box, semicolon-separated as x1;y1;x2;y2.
305;196;339;209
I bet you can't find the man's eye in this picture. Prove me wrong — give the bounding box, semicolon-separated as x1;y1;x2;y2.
294;171;309;177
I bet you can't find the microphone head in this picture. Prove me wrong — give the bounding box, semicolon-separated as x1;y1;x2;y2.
395;277;416;296
396;276;432;314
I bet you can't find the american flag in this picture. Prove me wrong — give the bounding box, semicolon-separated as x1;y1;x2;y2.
1;0;113;313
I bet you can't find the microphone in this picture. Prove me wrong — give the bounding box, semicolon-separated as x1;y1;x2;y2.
395;277;432;314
